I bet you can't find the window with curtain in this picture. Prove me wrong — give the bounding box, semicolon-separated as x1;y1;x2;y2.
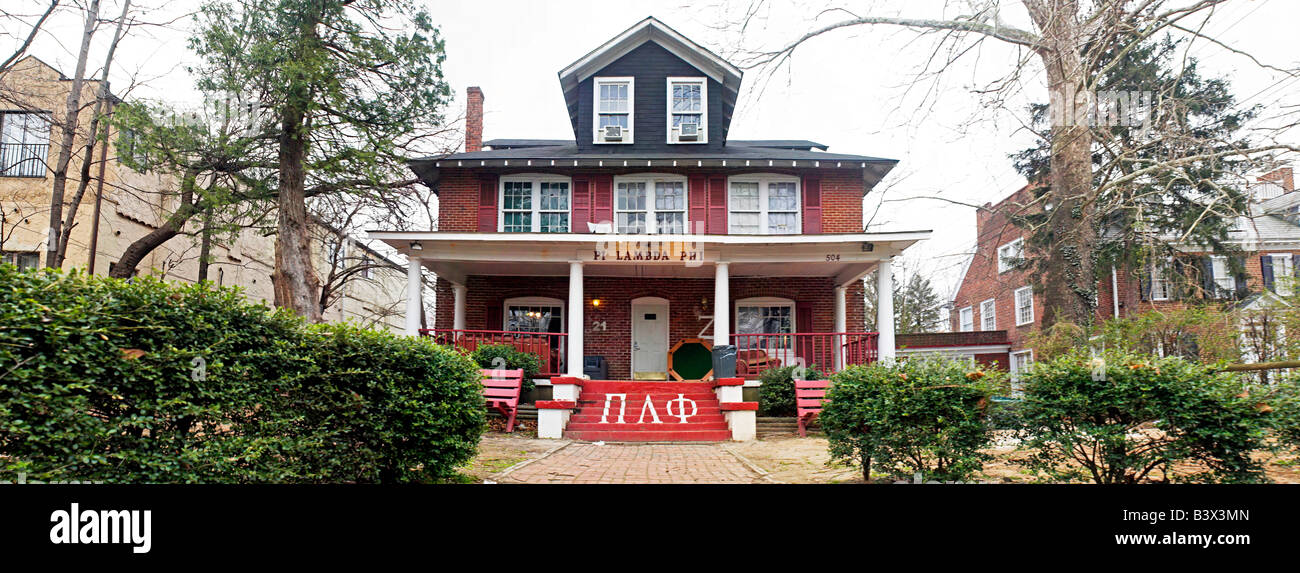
615;175;687;234
728;176;800;234
499;176;570;233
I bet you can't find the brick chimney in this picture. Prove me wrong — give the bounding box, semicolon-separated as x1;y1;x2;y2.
465;86;484;153
1258;166;1295;193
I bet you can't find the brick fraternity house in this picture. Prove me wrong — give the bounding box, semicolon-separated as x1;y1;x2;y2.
952;166;1299;377
370;17;930;440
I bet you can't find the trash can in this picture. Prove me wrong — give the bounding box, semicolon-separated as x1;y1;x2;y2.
711;344;737;379
583;356;608;380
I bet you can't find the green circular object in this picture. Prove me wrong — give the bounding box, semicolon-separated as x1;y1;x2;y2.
670;339;713;380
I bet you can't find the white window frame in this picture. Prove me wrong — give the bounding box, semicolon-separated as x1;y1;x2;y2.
593;76;634;144
735;297;797;352
666;76;707;144
980;299;996;331
726;174;801;235
498;174;572;233
1150;258;1171;301
997;238;1024;274
613;173;689;235
958;306;974;332
503;296;566;333
1269;253;1293;296
1014;286;1035;326
1211;255;1235;296
1009;349;1034;395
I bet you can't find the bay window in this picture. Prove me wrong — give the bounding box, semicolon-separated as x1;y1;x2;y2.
728;175;800;235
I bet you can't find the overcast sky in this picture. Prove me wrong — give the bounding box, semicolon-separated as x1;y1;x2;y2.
9;0;1300;305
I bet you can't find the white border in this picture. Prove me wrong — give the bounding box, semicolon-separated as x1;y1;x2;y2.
1014;286;1034;326
593;76;634;144
498;174;573;233
725;173;801;235
502;296;566;333
630;296;670;376
612;173;690;234
666;76;707;144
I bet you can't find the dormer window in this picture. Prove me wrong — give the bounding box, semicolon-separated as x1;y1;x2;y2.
594;77;633;144
667;77;706;144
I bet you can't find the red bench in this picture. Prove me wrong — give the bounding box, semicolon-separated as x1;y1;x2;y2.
481;368;525;433
795;379;831;437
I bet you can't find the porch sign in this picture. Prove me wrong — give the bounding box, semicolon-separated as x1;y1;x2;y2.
599;393;698;424
591;240;704;265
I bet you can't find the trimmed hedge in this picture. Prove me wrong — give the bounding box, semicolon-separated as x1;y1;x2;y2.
757;364;825;417
469;343;540;393
0;266;485;483
820;358;1001;482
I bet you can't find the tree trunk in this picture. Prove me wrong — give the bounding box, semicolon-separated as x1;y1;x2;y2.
109;172;199;278
58;0;131;267
270;13;323;321
45;0;100;268
1026;0;1099;329
197;208;212;282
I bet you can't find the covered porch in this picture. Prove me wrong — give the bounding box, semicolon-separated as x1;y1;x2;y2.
371;231;929;381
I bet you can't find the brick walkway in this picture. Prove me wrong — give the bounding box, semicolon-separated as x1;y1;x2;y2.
496;442;768;484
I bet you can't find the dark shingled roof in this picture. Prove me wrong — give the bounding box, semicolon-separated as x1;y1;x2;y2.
409;142;897;194
483;138;831;151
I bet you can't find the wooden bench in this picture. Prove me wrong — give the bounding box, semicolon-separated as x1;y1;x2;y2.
795;379;831;438
736;349;782;378
481;368;525;433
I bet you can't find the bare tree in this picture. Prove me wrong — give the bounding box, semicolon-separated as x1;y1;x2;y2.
0;1;62;73
733;0;1300;330
44;0;100;268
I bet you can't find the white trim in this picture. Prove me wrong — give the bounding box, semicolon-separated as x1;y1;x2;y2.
612;173;690;234
498;174;573;233
898;344;1012;355
666;76;707;144
1014;286;1034;326
593;76;634;144
630;296;670;377
997;238;1024;274
980;298;996;331
958;306;974;332
1210;255;1236;297
1010;349;1034;395
1268;252;1294;296
369;230;933;246
558;17;742;87
503;296;566;333
726;174;801;235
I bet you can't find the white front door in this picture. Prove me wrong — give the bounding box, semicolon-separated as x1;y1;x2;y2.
631;298;669;380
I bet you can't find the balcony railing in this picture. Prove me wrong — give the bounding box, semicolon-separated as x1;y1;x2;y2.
730;332;879;379
421;328;568;377
0;143;48;178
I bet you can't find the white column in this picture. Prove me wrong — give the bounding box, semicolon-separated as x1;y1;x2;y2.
452;283;467;331
404;257;423;336
567;261;584;377
713;261;730;348
833;285;847;370
876;258;896;362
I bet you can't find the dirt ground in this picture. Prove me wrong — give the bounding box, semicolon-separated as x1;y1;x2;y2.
463;428;1300;484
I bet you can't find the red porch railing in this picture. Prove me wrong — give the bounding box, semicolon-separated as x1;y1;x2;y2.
729;332;879;379
421;329;568;377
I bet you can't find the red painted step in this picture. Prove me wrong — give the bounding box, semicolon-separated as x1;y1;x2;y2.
563;381;733;442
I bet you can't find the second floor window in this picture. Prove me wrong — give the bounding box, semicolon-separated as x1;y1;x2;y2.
997;238;1024;273
1;111;51;177
1015;286;1034;326
615;175;686;234
959;306;973;332
499;176;571;233
594;77;633;144
980;299;996;330
728;176;800;235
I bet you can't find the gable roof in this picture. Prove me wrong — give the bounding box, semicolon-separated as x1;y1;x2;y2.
557;16;742;96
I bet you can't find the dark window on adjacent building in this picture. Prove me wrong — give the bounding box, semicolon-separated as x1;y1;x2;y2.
0;111;51;177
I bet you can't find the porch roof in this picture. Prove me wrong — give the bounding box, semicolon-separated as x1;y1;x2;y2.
368;230;931;287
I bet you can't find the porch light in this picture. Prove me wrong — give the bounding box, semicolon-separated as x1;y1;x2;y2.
409;241;423;251
591;299;602;308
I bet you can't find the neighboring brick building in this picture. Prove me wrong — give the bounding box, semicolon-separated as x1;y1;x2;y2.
952;167;1299;373
371;16;931;387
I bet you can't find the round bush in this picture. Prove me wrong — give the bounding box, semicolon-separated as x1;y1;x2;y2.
0;266;485;483
820;358;999;482
758;364;825;417
1017;350;1269;483
469;343;540;393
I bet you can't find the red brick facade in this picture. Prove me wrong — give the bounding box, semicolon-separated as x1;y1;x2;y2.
436;275;865;379
954;182;1300;351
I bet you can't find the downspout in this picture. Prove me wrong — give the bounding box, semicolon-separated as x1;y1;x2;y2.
1111;266;1120;318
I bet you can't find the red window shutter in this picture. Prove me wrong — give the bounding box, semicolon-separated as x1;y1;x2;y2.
688;174;707;234
478;175;499;232
592;175;613;226
571;177;591;233
802;176;822;234
707;175;727;234
485;305;503;331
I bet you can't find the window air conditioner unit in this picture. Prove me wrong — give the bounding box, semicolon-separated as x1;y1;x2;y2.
603;125;623;141
678;123;699;141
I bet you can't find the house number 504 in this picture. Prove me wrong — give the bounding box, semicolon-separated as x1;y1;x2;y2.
825;254;841;261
